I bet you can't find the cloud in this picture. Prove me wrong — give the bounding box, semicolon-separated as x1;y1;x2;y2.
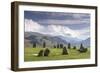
37;18;90;25
25;19;90;40
25;11;90;22
72;13;90;19
25;19;43;32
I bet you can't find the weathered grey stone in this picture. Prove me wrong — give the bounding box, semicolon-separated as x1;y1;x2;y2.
44;48;50;56
37;50;44;57
62;47;68;55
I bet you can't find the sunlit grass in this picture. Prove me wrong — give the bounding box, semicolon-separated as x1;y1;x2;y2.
24;48;90;62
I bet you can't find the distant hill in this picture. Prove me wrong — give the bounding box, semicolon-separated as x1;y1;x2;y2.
69;38;90;48
24;32;90;48
80;38;90;47
24;32;68;48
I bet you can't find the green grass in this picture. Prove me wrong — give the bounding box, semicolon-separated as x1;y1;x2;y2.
24;48;90;62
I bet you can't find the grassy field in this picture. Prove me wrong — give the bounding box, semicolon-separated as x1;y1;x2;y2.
24;48;90;62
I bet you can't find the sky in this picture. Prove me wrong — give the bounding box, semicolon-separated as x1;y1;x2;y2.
24;11;90;41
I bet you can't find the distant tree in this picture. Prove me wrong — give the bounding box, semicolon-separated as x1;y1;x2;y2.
43;41;46;48
33;42;36;48
68;43;71;49
73;46;76;49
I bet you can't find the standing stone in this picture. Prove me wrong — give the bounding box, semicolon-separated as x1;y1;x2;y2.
44;48;50;56
62;47;68;55
73;46;76;49
37;50;44;57
78;43;88;53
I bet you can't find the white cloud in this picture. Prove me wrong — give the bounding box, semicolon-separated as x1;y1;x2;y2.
25;19;90;40
25;19;43;32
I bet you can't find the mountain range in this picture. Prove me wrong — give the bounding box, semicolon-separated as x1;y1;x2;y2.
24;32;90;48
